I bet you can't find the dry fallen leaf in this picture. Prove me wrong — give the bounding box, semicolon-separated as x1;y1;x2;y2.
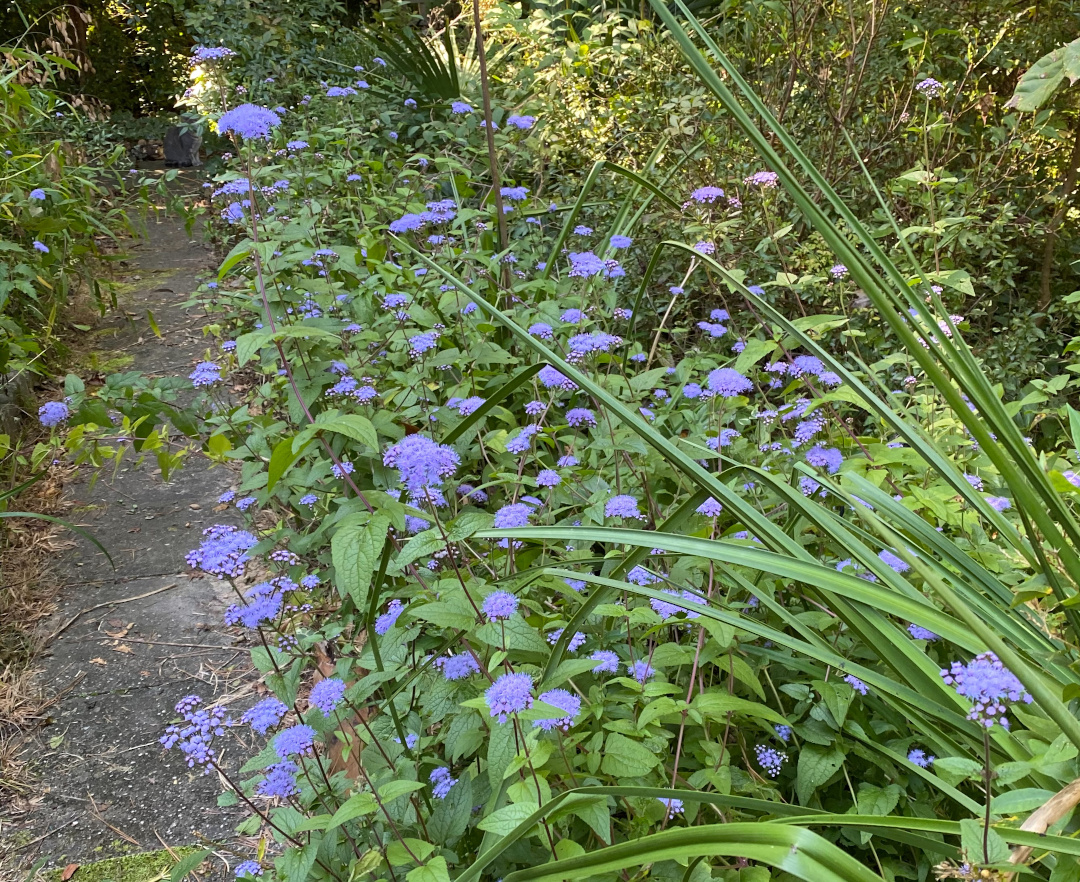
61;863;79;880
111;645;134;655
89;658;107;666
104;624;132;639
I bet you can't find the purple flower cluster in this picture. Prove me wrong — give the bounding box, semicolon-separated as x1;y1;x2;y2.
186;524;258;578
485;672;534;722
384;435;460;494
941;651;1032;728
160;695;230;773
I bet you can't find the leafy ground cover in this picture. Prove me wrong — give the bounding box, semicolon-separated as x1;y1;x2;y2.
21;1;1080;881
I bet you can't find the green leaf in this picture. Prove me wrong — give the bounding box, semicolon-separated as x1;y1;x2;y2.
960;818;1010;866
991;788;1056;814
856;784;901;817
326;792;377;828
600;733;660;778
1007;40;1077;111
407;856;450;882
378;779;425;803
169;849;211;882
692;693;789;727
931;757;984;786
796;745;845;805
487;720;517;790
477;802;542;837
267;435;312;492
332;513;390;608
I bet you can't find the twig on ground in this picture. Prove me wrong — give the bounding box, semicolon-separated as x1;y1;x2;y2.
46;584;177;642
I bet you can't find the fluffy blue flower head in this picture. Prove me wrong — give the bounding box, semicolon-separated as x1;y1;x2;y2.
38;400;69;427
217;104;281;140
189;361;222;387
241;698;288;735
483;590;519;621
755;744;787;777
430;766;457;799
29;188;46;200
485;672;533;722
494;502;532;529
533;688;581;731
591;650;619;673
908;748;935;767
706;367;753;397
384;435;460;495
309;678;346;715
941;651;1032;729
605;494;643;520
273;724;317;759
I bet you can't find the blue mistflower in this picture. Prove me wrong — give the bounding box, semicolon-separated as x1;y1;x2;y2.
564;578;586;591
384;435;459;495
408;331;439;357
389;213;424;233
485;672;534;722
501;186;529;201
235;860;263;878
605;494;644;520
986;495;1011;512
565;407;596;428
189;361;222;387
548;629;586;651
568;251;604;277
941;651;1032;729
273;724;317;759
844;674;869;696
538;366;577;391
241;698;288;735
658;797;684;819
609;234;633;249
706;367;752;397
257;760;299;798
375;599;404;634
483;590;519;621
33;240;49;253
534;688;581;731
907;623;939;641
450;101;473;114
436;653;480;681
775;724;792;742
430;766;457;799
187;524;257;578
755;744;787;777
216;103;281;140
805;445;843;474
879;549;910;573
507;114;535;129
299;493;318;507
536;469;561;487
697;497;723;517
38;400;69;427
309;678;346;715
691;186;724;203
494;503;532;529
682;383;703;399
528;322;553;339
697;321;727;337
235;496;256;512
908;747;935;767
29;188;47;200
326;86;356;97
627;566;661;585
591;650;619;673
628;659;655;682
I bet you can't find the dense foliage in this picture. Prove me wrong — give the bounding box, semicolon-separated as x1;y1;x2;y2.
30;1;1080;881
0;47;132;380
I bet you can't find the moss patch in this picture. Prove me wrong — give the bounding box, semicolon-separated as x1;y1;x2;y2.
74;351;136;374
41;847;198;882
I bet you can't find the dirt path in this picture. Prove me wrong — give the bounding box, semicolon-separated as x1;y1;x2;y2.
2;177;252;879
